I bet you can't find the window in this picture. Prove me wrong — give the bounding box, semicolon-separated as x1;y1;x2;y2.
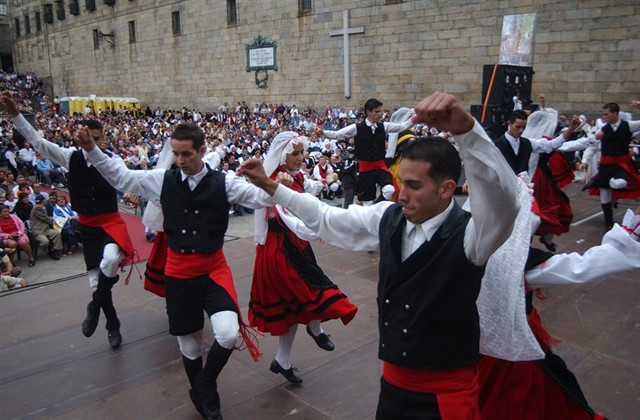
226;0;237;26
43;4;54;24
24;14;31;34
86;0;96;11
299;0;312;15
70;0;80;15
14;18;21;37
56;0;66;21
93;28;99;49
0;4;7;15
171;11;180;35
128;20;136;43
35;12;42;31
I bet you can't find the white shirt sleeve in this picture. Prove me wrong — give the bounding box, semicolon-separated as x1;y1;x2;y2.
382;118;414;134
272;185;393;251
322;124;357;140
557;137;589;152
85;147;165;201
224;172;276;208
627;120;640;133
12;114;73;169
529;134;565;154
459;121;520;266
303;177;324;196
526;224;640;288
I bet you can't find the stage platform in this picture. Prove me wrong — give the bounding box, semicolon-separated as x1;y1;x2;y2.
1;183;638;419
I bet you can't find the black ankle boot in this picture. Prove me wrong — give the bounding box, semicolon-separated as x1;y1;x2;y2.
82;294;100;337
602;202;614;230
195;342;233;420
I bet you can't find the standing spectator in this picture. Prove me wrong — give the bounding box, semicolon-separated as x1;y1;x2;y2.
29;194;63;260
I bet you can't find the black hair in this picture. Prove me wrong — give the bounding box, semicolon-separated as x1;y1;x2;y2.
363;98;383;113
171;123;205;150
603;102;620;114
401;136;461;184
508;110;528;123
80;119;103;130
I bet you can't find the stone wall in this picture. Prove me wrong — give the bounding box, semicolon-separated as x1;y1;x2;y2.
9;0;640;115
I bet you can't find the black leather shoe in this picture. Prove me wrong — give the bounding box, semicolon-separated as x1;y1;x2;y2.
81;301;100;337
108;329;122;348
189;389;207;418
538;237;557;252
306;325;335;351
48;250;61;260
269;359;303;384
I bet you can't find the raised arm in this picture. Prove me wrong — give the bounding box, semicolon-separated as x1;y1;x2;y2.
237;158;388;251
530;115;581;153
318;123;357;140
412;92;520;266
75;126;165;201
1;91;72;168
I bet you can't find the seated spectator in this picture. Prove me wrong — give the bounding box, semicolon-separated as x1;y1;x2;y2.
28;182;49;204
0;273;28;292
0;205;35;266
35;155;65;188
1;247;22;277
45;191;57;216
29;195;62;260
12;176;32;196
52;195;80;255
13;192;33;224
18;142;36;177
4;190;17;212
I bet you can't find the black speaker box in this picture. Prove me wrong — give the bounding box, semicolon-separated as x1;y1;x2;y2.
481;64;533;109
470;104;508;140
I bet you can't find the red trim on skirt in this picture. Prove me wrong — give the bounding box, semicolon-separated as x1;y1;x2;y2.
383;362;480;419
144;231;168;297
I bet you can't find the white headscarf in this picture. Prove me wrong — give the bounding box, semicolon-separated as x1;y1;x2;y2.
522;108;558;140
254;131;309;245
385;107;414;159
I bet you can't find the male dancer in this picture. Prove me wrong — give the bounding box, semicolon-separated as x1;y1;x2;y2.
318;99;414;205
2;92;133;349
239;92;520;418
74;122;277;420
584;102;640;229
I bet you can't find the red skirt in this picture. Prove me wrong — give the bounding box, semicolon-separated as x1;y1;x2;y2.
477;308;604;420
548;152;575;189
533;167;573;236
249;224;357;336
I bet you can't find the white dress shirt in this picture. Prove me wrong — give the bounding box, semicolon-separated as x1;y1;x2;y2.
273;120;520;266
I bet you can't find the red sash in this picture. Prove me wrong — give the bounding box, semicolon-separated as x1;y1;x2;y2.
78;211;137;281
165;248;262;361
383;362;480;419
358;159;400;201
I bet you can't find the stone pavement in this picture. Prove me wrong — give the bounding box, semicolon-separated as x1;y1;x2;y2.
0;183;638;419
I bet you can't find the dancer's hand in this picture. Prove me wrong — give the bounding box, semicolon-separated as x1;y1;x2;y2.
237;158;279;196
275;171;294;187
412;92;474;135
74;126;96;151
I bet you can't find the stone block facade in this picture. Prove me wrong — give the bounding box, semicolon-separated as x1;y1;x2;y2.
7;0;640;115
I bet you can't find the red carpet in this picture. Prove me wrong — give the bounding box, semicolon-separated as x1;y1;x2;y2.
119;211;153;261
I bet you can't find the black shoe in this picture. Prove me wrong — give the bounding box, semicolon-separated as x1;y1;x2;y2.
189;389;207;418
306;325;335;351
81;300;100;337
538;237;557;252
48;250;61;260
108;328;122;348
269;359;303;384
195;374;222;420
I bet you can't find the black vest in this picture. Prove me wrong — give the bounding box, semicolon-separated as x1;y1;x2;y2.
354;122;386;162
67;150;118;215
494;135;533;174
160;167;230;254
377;202;486;369
601;120;632;156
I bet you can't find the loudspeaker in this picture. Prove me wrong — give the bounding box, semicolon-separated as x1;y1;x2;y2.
470;104;508;140
481;64;533;109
